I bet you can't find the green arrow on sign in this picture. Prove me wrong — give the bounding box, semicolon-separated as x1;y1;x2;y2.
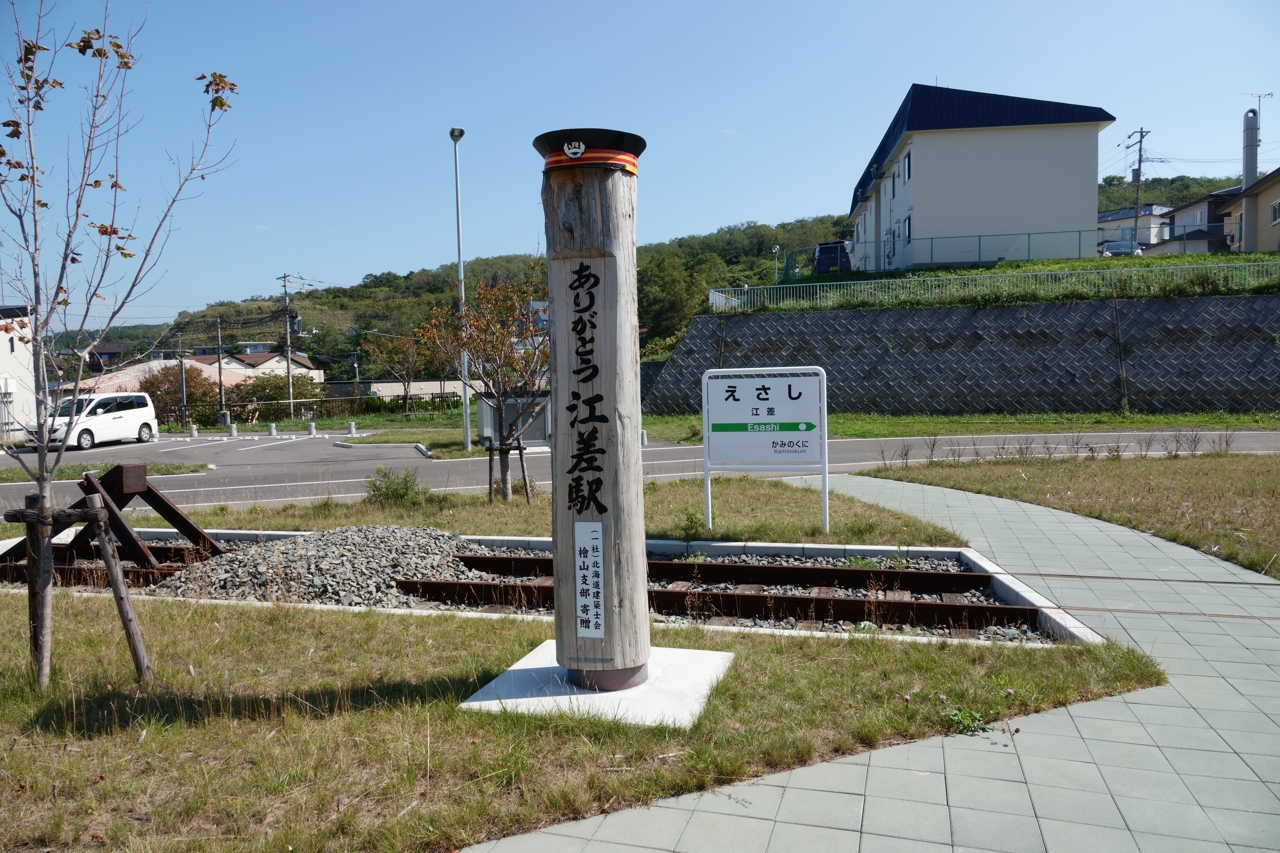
711;422;818;433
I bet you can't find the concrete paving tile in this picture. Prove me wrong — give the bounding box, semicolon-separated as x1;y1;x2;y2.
1143;723;1234;752
463;843;497;853
1163;747;1262;780
1197;647;1267;664
695;783;784;820
1166;659;1232;677
1133;833;1232;853
1128;703;1209;728
944;748;1026;782
543;814;607;839
581;843;660;853
1115;795;1225;842
949;807;1046;853
1039;819;1141;853
489;834;587;853
1217;728;1280;757
945;775;1035;816
1030;783;1128;827
1177;689;1261;712
763;822;859;853
1072;717;1157;745
1100;764;1198;803
593;807;692;850
785;761;867;795
751;770;793;788
1210;662;1280;682
1085;739;1176;772
864;766;946;804
943;733;1016;752
1007;733;1092;762
860;797;951;845
1183;774;1280;813
866;743;944;773
1204;807;1280;848
674;811;773;853
1232;678;1280;699
774;788;863;832
1240;753;1280;783
1007;711;1078;738
1122;685;1192;707
1069;698;1143;722
856;834;950;853
1019;755;1109;793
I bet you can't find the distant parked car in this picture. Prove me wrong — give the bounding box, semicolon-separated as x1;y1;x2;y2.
813;241;852;274
1100;241;1143;257
26;392;158;450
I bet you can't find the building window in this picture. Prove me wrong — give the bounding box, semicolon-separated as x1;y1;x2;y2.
904;216;912;243
891;172;896;199
1272;201;1279;225
904;151;911;181
1195;209;1204;225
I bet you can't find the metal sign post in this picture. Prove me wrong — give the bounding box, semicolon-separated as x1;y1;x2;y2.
702;366;828;532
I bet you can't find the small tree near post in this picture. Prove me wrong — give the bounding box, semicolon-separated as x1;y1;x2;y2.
0;2;236;689
417;263;550;502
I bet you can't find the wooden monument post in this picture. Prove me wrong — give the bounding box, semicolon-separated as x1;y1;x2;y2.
536;128;649;690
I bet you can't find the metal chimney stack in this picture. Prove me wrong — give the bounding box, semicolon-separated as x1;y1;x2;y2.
1244;109;1259;189
1241;109;1260;251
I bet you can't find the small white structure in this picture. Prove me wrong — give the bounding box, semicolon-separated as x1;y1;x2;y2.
0;306;34;440
847;84;1115;271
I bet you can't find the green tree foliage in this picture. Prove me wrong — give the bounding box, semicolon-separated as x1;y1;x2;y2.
229;372;324;404
635;215;851;345
1097;174;1244;212
138;366;219;420
638;253;731;341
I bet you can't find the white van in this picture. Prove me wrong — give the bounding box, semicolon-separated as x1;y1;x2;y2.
26;392;159;450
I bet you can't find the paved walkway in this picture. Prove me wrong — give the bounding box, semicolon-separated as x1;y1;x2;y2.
468;475;1280;852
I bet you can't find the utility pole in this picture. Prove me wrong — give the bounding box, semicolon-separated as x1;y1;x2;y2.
176;332;187;428
450;127;472;451
1126;128;1150;248
215;318;226;414
277;273;295;419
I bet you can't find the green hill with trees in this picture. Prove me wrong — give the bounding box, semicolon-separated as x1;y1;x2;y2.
83;177;1260;380
1097;174;1244;211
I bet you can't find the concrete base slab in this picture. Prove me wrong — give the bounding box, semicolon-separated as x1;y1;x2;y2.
459;640;734;728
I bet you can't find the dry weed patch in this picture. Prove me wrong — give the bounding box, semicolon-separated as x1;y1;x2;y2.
870;454;1280;577
1;594;1161;851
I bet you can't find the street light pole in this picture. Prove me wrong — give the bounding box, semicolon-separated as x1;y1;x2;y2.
451;127;472;452
772;245;780;284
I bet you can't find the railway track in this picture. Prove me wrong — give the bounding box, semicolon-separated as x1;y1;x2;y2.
394;553;1043;635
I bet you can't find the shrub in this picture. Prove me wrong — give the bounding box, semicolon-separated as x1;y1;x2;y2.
365;466;430;507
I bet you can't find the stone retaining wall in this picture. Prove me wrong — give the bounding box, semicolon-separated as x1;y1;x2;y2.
642;294;1280;414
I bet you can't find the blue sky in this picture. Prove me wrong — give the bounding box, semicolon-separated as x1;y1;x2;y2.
12;0;1279;324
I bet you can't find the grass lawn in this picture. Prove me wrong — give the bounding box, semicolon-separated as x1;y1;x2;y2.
130;476;965;547
0;460;208;485
0;594;1164;851
642;411;1280;445
868;454;1280;578
347;428;487;459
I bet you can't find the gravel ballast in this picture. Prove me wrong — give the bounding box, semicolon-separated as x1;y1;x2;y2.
125;527;1048;642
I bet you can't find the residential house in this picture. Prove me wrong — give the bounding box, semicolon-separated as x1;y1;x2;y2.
1219;168;1280;254
188;351;324;383
1144;187;1241;255
58;358;241;395
88;342;130;370
1096;204;1172;246
0;305;34;439
847;84;1114;271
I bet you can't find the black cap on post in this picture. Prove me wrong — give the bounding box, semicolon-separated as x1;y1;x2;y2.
533;128;646;175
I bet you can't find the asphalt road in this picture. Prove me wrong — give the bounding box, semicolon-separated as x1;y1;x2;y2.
1;427;1277;513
